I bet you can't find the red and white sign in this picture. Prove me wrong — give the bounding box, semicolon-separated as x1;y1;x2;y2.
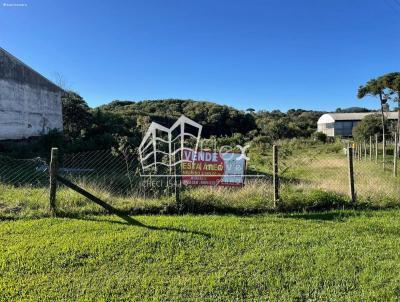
181;150;245;186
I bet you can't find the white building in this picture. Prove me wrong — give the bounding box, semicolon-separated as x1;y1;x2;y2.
0;47;64;140
317;112;398;137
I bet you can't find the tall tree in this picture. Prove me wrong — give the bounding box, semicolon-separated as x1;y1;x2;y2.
357;78;389;143
380;72;400;138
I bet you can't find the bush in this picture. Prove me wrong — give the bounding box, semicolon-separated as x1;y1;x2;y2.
311;131;327;143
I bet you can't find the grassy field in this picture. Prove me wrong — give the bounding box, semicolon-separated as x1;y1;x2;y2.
1;141;400;300
2;210;400;301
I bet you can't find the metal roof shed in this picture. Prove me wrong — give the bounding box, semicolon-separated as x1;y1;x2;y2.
317;112;398;137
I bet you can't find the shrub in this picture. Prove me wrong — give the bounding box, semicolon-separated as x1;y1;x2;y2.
311;131;327;143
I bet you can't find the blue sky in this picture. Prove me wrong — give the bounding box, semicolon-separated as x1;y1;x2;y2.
1;0;400;111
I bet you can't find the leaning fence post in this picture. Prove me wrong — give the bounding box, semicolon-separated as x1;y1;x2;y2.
394;134;398;177
273;145;279;207
49;147;59;216
347;147;356;204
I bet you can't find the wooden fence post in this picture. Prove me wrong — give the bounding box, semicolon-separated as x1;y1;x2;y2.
398;132;400;158
355;143;357;160
369;136;372;161
49;147;59;216
364;140;367;160
356;142;359;160
174;151;181;212
356;143;358;160
383;133;386;170
175;178;181;211
273;145;279;207
355;143;358;161
375;134;378;164
56;175;139;224
347;147;356;203
394;134;398;177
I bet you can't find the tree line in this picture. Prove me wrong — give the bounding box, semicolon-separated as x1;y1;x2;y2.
61;95;331;152
0;93;334;157
1;78;395;158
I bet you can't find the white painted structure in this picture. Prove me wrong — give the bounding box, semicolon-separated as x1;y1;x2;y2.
317;112;398;137
0;47;63;140
138;115;202;172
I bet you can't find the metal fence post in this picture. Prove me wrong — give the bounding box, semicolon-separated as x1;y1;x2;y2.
347;147;356;204
49;147;59;216
273;145;279;207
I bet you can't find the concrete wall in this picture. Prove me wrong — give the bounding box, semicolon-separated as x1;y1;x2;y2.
0;79;63;140
0;47;63;140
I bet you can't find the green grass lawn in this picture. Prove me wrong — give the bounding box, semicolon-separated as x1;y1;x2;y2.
2;210;400;301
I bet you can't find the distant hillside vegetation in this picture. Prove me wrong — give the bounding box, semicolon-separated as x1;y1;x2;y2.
97;99;256;137
335;107;373;113
0;94;328;157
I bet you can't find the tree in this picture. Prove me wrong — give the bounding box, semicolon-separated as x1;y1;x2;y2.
352;114;383;141
52;72;70;90
311;131;327;143
111;135;138;189
136;115;151;135
61;91;93;138
380;72;400;137
357;78;389;145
